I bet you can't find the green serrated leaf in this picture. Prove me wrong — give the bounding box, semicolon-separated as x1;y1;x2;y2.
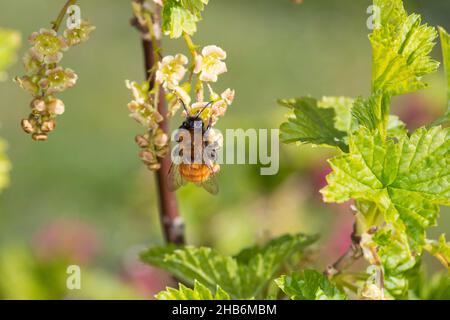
279;97;348;151
321;126;450;249
372;228;419;297
156;280;230;300
317;96;354;132
275;270;346;300
141;233;318;299
162;0;208;38
371;0;439;96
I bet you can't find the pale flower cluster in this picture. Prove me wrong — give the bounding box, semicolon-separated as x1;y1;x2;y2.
16;20;95;141
155;45;233;124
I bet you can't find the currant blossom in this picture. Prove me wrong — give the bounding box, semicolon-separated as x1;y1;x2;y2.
211;88;235;123
39;67;78;94
126;80;150;104
126;80;163;129
63;20;96;47
194;45;227;82
23;52;42;74
155;54;188;89
28;28;68;64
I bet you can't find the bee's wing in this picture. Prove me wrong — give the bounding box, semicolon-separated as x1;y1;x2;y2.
167;163;186;192
200;174;219;195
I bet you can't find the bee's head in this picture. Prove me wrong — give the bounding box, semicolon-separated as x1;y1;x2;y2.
181;117;203;130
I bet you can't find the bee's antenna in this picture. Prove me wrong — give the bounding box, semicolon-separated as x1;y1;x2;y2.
179;98;189;114
194;101;213;119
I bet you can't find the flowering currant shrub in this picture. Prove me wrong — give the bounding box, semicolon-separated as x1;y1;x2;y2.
140;0;450;300
2;0;448;301
15;3;94;141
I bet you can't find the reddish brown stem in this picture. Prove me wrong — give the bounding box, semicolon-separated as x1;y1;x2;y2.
139;8;184;245
324;222;362;277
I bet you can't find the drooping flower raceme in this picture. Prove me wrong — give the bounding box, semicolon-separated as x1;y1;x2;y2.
15;19;95;141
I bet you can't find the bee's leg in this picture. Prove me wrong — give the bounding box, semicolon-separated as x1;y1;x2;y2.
204;117;213;134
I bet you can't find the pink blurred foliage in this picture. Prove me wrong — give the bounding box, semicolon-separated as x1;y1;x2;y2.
122;247;175;298
393;93;439;131
309;163;354;259
32;218;102;265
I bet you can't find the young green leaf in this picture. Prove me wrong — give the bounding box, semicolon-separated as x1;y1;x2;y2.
156;280;230;300
370;0;439;96
162;0;209;38
371;228;420;297
141;233;318;299
424;234;450;269
275;270;346;300
279;97;348;152
321;126;450;249
317;96;354;132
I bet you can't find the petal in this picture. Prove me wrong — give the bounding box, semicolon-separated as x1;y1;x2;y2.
174;54;188;65
202;45;226;59
194;55;203;74
221;88;235;105
161;55;174;64
213;61;227;75
199;72;218;82
29;47;44;61
28;32;39;44
44;52;63;64
40;28;57;36
173;86;191;105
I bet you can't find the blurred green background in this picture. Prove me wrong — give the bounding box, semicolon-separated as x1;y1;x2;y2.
0;0;449;299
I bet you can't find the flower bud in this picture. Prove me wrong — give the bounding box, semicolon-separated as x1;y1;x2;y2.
47;99;65;115
148;163;161;171
31;99;46;112
154;132;169;147
32;133;48;141
41;120;56;133
21;119;35;134
139;150;155;164
135;135;149;148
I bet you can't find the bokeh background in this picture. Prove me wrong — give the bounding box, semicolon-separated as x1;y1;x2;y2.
0;0;449;299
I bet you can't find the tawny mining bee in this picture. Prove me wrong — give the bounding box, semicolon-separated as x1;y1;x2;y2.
168;100;220;195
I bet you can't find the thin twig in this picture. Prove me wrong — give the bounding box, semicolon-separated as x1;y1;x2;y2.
52;0;77;32
132;1;184;245
324;222;362;277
